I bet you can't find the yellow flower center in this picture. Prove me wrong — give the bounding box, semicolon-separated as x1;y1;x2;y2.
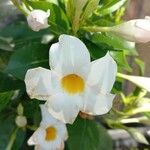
61;74;85;94
45;126;57;141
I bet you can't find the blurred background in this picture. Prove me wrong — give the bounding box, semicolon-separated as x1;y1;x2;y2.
124;0;150;96
0;0;150;150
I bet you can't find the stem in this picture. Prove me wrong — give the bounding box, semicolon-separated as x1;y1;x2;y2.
27;125;38;131
81;26;112;32
11;0;28;16
120;117;150;124
6;128;18;150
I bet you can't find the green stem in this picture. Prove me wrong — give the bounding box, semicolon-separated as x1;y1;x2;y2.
81;26;112;32
27;125;38;131
6;128;18;150
11;0;28;16
120;116;150;124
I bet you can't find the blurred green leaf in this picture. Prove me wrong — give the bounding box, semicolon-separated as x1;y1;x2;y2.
0;113;16;149
135;58;145;76
24;100;41;126
96;0;127;16
144;112;150;119
81;0;100;22
0;91;14;112
12;128;26;150
0;72;24;92
5;43;49;80
26;0;70;35
67;117;113;150
0;21;46;46
0;50;11;70
0;37;14;51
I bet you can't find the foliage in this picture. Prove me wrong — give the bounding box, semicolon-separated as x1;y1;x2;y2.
0;0;150;149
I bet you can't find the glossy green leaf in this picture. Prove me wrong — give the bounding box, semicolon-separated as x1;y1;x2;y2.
5;43;49;80
67;117;113;150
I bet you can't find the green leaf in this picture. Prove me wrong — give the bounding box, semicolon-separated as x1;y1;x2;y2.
96;0;127;16
12;129;26;150
24;100;41;126
0;91;14;112
90;33;137;55
0;113;16;149
0;50;11;70
83;39;107;59
110;51;132;72
134;58;145;76
65;0;74;22
0;72;24;92
0;21;50;53
144;112;150;119
26;0;70;35
81;0;100;21
5;43;49;80
85;33;132;71
67;117;113;150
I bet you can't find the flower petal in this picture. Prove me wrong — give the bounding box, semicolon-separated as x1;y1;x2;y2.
45;93;83;124
82;88;115;115
49;34;90;75
87;52;117;93
25;67;59;100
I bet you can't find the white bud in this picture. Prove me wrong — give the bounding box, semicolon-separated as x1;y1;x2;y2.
15;116;27;128
27;9;50;32
111;16;150;43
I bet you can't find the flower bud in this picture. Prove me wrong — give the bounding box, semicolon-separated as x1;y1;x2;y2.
15;116;27;128
27;9;50;31
17;103;24;116
111;16;150;43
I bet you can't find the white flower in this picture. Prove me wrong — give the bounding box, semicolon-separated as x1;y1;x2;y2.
25;34;117;124
27;9;50;32
111;16;150;43
28;105;68;150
